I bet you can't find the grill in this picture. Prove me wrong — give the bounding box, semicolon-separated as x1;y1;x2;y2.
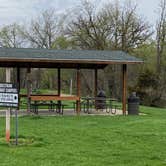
95;90;106;109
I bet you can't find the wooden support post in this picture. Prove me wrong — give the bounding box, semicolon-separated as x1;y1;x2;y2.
17;67;20;110
122;64;127;115
6;68;10;82
6;68;11;142
57;68;61;111
70;79;73;95
76;69;81;115
58;68;61;96
17;67;20;91
27;68;31;112
94;68;98;97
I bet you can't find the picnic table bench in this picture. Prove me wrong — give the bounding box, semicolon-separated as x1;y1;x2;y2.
30;95;79;114
30;101;66;114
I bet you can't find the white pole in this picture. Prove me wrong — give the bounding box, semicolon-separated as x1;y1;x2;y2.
6;68;11;142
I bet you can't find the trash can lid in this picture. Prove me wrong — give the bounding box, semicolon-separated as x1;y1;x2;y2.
128;92;139;102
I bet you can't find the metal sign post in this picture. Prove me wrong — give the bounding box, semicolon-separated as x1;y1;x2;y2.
15;109;18;145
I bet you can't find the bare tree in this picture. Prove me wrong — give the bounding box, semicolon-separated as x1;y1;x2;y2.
0;23;24;48
150;0;166;105
0;23;26;87
66;0;152;97
156;0;166;73
133;0;166;106
20;9;65;89
21;9;62;49
67;0;152;52
67;0;112;50
66;1;112;94
102;0;153;52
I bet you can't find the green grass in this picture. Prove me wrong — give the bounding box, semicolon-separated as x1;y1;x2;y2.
0;106;166;166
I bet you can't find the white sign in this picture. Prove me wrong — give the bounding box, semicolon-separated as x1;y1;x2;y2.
0;103;18;107
0;93;18;103
0;83;13;88
0;83;18;108
0;88;17;93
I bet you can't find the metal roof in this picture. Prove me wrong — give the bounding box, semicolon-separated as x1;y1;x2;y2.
0;47;143;69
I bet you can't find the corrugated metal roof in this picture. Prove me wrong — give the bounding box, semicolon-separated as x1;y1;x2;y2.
0;47;142;63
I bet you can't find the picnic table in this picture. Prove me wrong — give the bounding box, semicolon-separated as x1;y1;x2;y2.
81;97;117;114
30;95;79;114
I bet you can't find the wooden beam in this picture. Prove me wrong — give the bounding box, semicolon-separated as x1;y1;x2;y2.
17;67;20;90
27;68;31;112
57;68;61;96
122;64;127;115
0;61;107;69
0;58;143;65
94;69;98;97
57;68;61;112
30;95;80;101
6;68;11;82
76;69;81;114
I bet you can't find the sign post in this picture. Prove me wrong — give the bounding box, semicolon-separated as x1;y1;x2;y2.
6;68;11;143
0;81;18;143
15;109;18;145
6;109;10;142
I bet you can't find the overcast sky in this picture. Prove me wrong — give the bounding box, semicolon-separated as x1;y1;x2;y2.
0;0;159;27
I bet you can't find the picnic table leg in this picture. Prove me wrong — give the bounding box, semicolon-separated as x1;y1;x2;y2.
55;101;62;114
35;105;38;114
61;104;64;115
76;69;81;115
49;101;54;112
87;100;90;114
34;101;38;114
58;101;61;113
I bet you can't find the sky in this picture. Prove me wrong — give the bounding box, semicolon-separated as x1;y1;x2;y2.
0;0;159;27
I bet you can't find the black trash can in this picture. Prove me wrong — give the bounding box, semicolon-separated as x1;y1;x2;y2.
95;90;106;109
128;92;140;115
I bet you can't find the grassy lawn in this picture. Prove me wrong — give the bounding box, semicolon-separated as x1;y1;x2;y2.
0;106;166;166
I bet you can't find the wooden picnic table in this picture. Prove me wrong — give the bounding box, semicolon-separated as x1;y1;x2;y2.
30;95;80;101
30;95;80;114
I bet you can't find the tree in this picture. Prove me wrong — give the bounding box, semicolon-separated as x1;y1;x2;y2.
67;0;152;52
129;0;166;106
51;36;76;49
156;0;166;73
154;0;166;105
66;0;152;98
0;23;26;88
21;9;63;49
67;0;111;50
101;0;153;52
0;23;24;48
20;9;65;89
